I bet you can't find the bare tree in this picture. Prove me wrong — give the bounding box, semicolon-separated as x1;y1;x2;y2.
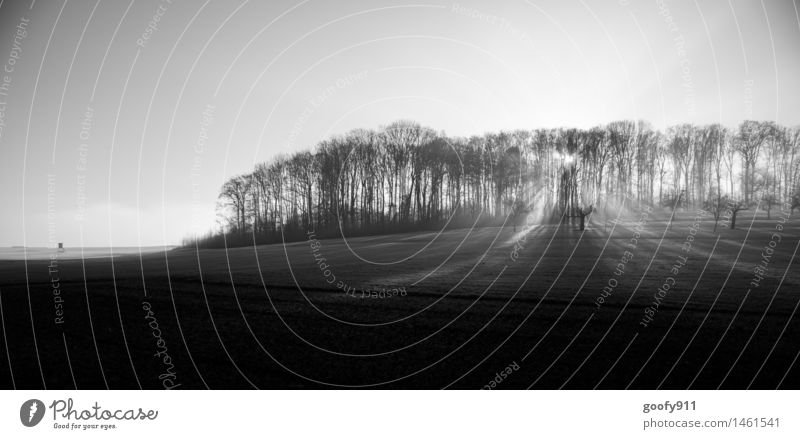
704;191;726;232
198;119;793;248
668;124;694;208
723;198;748;230
218;175;250;235
734;120;771;205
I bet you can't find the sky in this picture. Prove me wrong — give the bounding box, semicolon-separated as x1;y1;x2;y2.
0;0;798;247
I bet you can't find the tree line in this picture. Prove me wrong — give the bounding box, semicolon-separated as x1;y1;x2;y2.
191;119;800;247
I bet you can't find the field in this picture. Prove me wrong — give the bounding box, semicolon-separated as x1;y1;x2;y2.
1;207;799;389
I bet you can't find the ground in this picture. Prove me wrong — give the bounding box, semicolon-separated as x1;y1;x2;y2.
0;207;798;389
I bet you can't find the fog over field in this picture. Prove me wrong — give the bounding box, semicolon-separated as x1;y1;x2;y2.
0;0;799;390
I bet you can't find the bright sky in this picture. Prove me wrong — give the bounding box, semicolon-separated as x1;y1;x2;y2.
0;0;798;246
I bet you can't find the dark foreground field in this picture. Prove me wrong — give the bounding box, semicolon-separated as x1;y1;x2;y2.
1;208;799;389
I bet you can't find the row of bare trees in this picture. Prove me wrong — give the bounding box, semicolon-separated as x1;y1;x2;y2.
198;119;799;246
